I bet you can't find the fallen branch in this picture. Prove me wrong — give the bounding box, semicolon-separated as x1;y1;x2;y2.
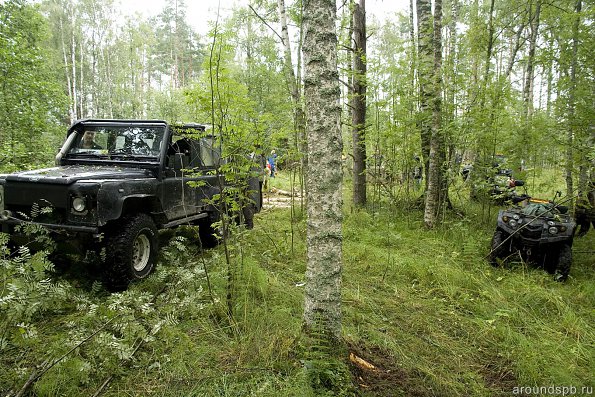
15;314;121;397
270;187;301;197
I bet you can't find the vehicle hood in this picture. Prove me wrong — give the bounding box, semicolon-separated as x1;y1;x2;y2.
4;166;155;185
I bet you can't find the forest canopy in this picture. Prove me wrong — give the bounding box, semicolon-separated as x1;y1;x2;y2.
0;0;592;197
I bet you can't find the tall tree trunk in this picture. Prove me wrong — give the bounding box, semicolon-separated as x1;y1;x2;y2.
567;0;581;205
504;19;526;79
546;31;554;117
79;37;84;117
522;0;541;125
483;0;495;88
416;0;433;190
351;0;367;207
407;0;417;198
302;0;343;344
423;0;444;228
278;0;307;191
409;0;416;116
70;6;78;121
59;13;75;124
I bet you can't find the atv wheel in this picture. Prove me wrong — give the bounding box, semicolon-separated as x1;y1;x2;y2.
104;214;158;291
554;243;572;282
489;229;510;266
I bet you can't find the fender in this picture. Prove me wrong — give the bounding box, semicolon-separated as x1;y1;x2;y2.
96;179;163;225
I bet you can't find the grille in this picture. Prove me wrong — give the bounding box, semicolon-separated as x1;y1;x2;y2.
519;224;543;240
8;204;67;224
5;182;69;209
5;182;69;224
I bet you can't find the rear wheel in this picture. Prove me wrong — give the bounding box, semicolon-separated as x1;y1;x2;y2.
489;229;510;266
197;214;222;249
103;214;158;291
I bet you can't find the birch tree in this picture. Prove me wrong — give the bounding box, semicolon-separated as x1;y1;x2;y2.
416;0;432;189
302;0;343;343
423;0;445;227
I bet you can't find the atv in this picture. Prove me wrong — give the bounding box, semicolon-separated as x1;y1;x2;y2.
468;155;527;204
489;193;576;281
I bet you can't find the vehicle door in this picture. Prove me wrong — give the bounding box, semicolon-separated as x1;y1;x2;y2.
161;134;222;221
190;136;222;212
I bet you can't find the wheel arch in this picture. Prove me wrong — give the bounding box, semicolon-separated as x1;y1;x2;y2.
98;194;165;226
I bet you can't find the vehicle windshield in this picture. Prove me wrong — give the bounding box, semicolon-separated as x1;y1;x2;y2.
66;125;166;160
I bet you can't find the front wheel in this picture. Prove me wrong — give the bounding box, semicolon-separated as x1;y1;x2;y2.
554;243;572;282
103;214;158;291
489;229;511;266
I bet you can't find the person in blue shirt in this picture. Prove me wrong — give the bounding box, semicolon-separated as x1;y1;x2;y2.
267;150;278;178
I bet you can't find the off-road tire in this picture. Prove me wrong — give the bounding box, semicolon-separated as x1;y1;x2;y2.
489;229;510;266
554;243;572;282
197;215;222;249
103;213;158;291
242;204;255;229
47;251;74;275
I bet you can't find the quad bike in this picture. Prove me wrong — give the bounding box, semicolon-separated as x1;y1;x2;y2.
489;192;577;281
468;155;527;204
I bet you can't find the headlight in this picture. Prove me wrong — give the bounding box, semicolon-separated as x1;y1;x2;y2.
509;219;518;228
548;226;558;235
72;197;87;213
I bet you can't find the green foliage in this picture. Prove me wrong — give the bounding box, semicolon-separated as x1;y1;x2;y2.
0;175;593;395
1;0;594;395
0;0;67;172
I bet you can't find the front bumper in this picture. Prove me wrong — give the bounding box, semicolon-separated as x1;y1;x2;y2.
0;211;99;234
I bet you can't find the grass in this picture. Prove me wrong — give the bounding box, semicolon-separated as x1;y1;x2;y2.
0;172;593;396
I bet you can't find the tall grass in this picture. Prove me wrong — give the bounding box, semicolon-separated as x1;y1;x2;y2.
0;175;593;396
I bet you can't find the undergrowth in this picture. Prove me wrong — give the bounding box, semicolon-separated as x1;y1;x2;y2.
0;174;593;396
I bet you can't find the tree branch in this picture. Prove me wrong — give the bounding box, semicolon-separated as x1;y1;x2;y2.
15;315;122;397
248;5;284;43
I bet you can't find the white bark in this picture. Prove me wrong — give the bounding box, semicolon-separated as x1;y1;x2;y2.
302;0;343;342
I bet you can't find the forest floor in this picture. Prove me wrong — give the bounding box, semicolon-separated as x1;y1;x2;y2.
1;170;593;396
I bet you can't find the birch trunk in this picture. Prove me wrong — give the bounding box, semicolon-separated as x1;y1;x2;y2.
278;0;307;186
70;11;78;121
59;14;75;124
423;0;444;228
302;0;343;343
416;0;432;189
523;0;541;121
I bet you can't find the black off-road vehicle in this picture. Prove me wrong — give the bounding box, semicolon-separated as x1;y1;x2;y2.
489;195;576;281
0;119;262;289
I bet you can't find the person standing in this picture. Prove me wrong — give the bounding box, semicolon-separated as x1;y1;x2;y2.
267;150;278;178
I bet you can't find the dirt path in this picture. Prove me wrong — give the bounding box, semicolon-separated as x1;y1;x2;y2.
262;188;302;209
